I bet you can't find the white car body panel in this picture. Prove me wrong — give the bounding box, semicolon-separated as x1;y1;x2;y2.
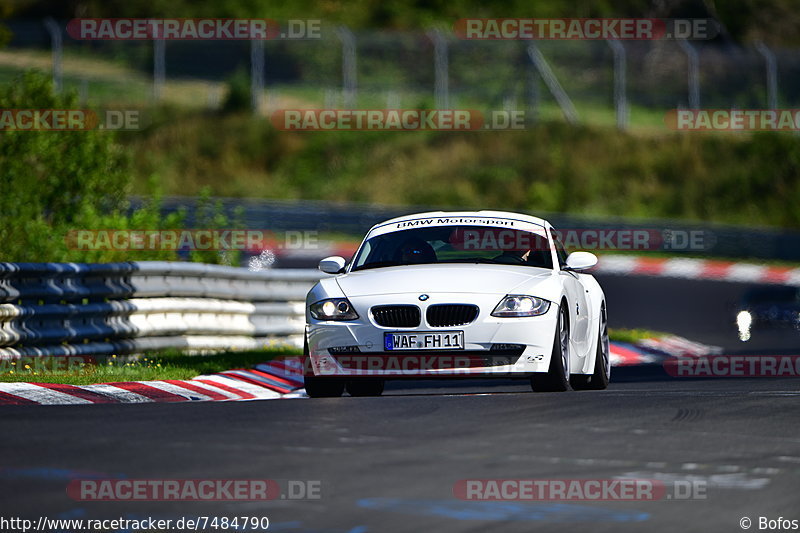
305;210;606;379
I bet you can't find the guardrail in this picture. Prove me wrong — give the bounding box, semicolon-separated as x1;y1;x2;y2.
0;262;326;358
148;197;800;263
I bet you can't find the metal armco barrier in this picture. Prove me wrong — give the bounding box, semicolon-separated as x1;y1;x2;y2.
145;197;800;263
0;262;326;358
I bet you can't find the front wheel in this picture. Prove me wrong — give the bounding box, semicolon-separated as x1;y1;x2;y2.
304;376;345;398
531;304;570;392
571;304;610;390
346;379;385;397
303;334;345;398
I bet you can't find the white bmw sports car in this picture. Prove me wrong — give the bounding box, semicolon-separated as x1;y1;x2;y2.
304;211;610;397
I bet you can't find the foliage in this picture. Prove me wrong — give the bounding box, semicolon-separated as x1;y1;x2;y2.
188;187;246;265
126;112;800;229
10;0;800;45
608;328;669;344
0;70;146;262
0;346;300;385
0;70;243;264
221;67;251;113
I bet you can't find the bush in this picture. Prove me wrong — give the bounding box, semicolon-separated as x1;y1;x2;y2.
0;71;196;263
1;71;132;261
126;113;800;229
221;68;251;113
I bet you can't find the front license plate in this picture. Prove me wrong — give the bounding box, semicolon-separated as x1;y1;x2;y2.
384;331;464;351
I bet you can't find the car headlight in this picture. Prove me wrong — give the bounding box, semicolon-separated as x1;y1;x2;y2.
736;310;752;342
736;310;752;329
309;298;359;321
491;295;551;317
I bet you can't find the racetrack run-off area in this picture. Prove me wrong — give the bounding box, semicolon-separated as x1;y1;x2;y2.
1;369;798;533
1;270;798;533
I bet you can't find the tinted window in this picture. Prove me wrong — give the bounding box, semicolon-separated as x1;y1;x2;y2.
352;225;553;271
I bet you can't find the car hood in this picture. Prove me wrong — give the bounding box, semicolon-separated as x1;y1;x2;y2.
335;264;554;297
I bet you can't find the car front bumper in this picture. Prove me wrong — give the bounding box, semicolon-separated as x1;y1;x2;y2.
306;293;559;378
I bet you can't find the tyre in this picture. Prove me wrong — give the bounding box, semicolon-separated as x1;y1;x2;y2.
346;379;385;397
571;304;610;391
304;376;346;398
303;335;345;398
531;303;570;392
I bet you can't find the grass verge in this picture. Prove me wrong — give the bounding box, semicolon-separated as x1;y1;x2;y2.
0;347;301;385
608;328;669;344
0;330;665;385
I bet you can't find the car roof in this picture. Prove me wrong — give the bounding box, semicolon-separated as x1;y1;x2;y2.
368;210;550;233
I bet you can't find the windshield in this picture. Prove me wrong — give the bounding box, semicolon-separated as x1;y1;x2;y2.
351;225;553;271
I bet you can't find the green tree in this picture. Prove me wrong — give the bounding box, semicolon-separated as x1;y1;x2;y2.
0;70;185;262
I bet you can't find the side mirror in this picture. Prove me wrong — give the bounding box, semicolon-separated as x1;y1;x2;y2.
564;251;598;271
319;256;347;274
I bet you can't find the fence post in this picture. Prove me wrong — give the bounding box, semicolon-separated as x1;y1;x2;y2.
678;39;700;109
527;68;540;124
324;89;338;109
153;38;165;101
79;78;88;106
43;18;62;93
607;39;628;130
526;42;579;124
386;90;400;109
251;38;265;113
525;42;540;124
754;41;778;109
427;29;449;110
336;27;357;109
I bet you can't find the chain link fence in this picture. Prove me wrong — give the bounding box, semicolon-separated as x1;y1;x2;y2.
3;19;800;129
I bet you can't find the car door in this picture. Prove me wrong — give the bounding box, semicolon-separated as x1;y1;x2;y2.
551;229;591;359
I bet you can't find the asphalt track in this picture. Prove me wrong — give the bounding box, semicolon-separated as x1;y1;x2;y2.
597;274;800;353
1;274;798;533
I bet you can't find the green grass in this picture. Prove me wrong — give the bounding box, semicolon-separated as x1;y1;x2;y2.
0;49;227;109
0;48;683;132
608;328;669;344
123;111;800;229
5;51;800;262
0;347;301;385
